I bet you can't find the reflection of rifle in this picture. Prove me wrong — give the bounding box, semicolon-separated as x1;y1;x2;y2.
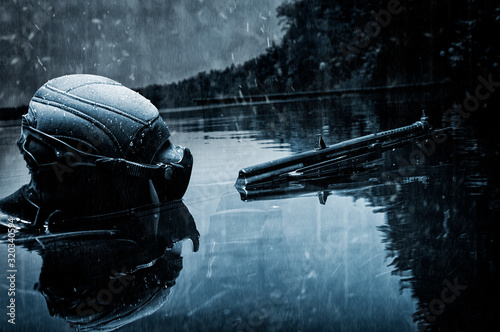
235;112;444;196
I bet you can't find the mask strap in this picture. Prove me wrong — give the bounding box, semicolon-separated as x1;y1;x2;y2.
21;125;183;180
95;158;180;179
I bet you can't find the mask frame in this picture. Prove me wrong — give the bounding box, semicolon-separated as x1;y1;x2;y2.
18;123;191;203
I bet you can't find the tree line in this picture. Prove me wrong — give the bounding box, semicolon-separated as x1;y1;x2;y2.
137;0;500;109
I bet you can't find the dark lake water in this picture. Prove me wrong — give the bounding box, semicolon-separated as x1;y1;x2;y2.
0;94;499;331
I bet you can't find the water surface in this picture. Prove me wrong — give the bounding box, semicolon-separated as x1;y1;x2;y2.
1;96;498;331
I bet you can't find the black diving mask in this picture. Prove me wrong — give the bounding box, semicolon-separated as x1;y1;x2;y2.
18;123;193;202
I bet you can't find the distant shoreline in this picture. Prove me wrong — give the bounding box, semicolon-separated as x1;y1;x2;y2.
0;80;450;121
0;106;28;121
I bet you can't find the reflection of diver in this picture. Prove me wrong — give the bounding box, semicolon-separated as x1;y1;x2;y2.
0;74;192;230
16;200;199;331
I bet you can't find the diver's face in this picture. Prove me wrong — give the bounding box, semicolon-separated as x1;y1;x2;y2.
27;164;152;216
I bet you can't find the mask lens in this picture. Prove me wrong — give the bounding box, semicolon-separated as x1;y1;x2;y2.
18;131;58;168
18;133;37;167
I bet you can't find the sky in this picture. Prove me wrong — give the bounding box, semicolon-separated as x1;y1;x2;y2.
0;0;285;108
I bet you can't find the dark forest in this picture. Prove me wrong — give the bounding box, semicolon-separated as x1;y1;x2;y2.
137;0;500;109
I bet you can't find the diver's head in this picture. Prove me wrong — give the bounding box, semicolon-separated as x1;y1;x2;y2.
16;74;192;216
